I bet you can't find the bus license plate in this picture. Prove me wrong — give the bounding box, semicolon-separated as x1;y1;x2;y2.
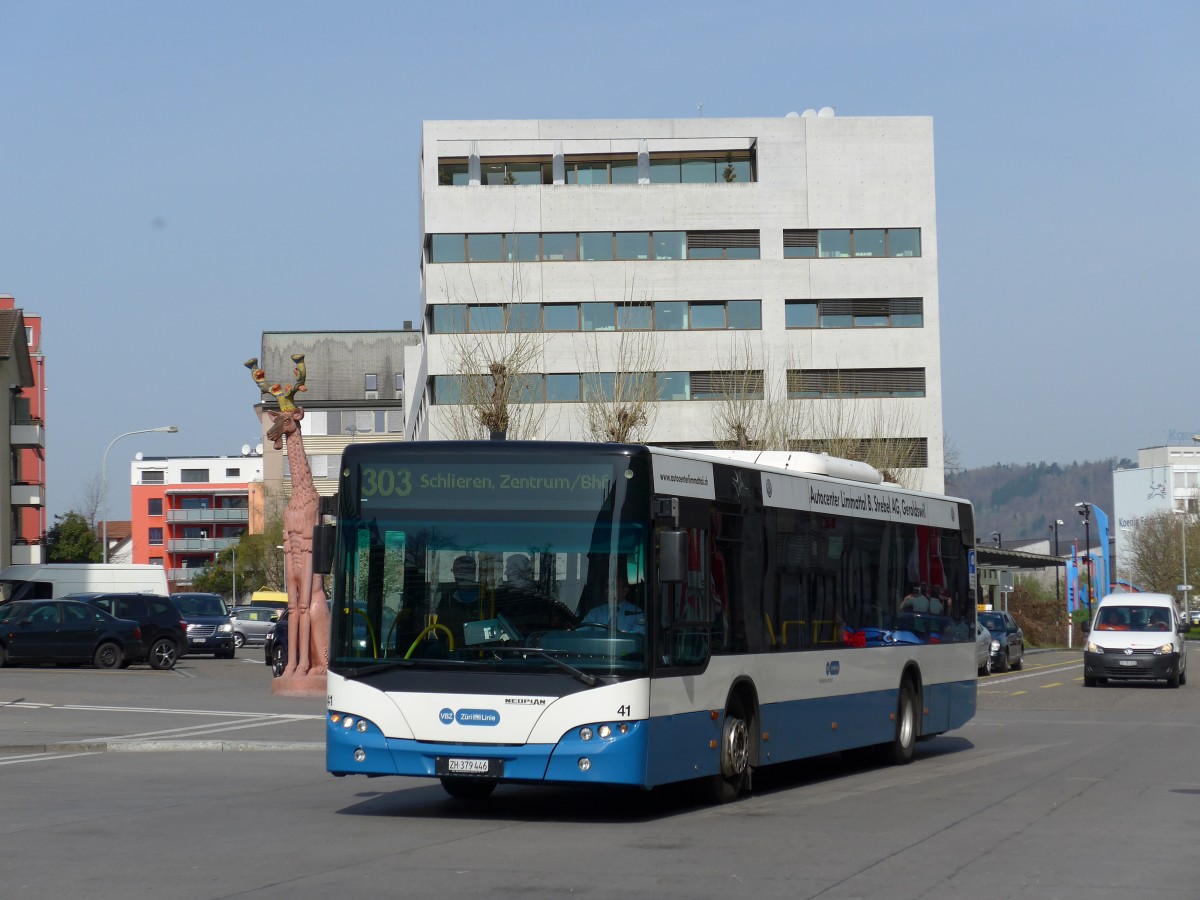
437;757;501;776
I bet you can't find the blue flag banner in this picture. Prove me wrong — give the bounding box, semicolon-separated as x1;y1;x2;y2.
1066;558;1078;613
1093;505;1111;595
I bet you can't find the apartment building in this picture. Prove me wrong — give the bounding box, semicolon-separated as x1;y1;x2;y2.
129;453;263;591
1113;441;1200;580
410;113;945;492
0;298;41;567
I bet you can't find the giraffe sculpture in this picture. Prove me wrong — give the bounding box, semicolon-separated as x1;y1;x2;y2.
246;354;330;694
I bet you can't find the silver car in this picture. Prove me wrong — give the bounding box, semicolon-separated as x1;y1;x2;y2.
229;606;282;649
976;621;993;676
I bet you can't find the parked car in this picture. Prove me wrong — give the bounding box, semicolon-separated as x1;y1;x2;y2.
230;606;280;648
1190;609;1200;628
0;599;143;669
977;610;1024;672
975;620;993;676
171;592;236;658
70;592;187;670
264;609;288;677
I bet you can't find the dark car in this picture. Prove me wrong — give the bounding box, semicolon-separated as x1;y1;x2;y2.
70;593;187;670
978;610;1024;672
171;592;236;658
0;599;143;669
264;608;288;677
230;606;280;649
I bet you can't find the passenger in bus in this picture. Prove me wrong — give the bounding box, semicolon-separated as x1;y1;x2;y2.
579;571;645;633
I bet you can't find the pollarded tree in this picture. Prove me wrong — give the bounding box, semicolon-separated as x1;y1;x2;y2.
576;317;662;443
439;260;547;440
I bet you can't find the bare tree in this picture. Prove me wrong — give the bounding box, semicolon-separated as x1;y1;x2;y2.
1128;510;1198;595
577;316;662;443
711;336;808;451
78;473;104;530
788;370;926;487
439;259;547;440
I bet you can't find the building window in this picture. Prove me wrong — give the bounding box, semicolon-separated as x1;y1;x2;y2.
786;298;923;329
438;161;470;185
148;498;163;516
148;528;163;546
364;374;378;392
225;468;240;477
480;159;549;186
686;230;760;260
793;437;929;468
141;471;165;484
787;368;926;399
395;373;404;393
785;228;922;259
181;469;210;483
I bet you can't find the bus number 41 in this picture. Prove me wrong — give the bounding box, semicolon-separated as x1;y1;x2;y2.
617;705;631;717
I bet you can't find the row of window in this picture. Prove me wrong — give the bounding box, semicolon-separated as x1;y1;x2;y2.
438;153;755;186
430;300;763;334
429;298;924;334
427;228;920;264
431;367;926;405
428;230;760;264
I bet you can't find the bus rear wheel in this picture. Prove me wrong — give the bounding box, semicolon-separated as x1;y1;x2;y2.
440;777;497;800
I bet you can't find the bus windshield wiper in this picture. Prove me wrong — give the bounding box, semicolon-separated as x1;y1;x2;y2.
343;659;418;679
489;646;612;687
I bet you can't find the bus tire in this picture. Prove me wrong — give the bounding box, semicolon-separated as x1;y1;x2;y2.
440;777;497;800
709;694;752;803
884;679;919;765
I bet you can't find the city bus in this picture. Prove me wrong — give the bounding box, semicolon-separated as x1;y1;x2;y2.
321;441;977;802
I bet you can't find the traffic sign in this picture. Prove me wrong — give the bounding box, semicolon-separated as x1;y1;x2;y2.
1178;584;1194;592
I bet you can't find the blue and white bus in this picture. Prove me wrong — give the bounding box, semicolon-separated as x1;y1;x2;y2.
322;441;976;801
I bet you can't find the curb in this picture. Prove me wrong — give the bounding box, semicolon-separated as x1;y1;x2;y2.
0;739;324;755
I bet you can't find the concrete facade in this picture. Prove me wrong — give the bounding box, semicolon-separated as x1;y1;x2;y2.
1113;443;1200;584
412;114;945;492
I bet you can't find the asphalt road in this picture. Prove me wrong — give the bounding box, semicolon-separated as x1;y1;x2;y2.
3;647;1199;899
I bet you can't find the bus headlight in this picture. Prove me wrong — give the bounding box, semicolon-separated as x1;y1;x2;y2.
579;727;593;741
598;724;612;739
578;757;591;772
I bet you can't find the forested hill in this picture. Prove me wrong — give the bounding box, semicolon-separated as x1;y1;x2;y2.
947;459;1126;548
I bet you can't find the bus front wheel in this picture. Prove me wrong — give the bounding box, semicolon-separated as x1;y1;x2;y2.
885;680;919;765
440;777;497;800
709;697;752;803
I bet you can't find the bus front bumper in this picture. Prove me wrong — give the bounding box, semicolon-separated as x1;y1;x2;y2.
326;713;649;786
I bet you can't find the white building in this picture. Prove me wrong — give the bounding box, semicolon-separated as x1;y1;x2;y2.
409;113;945;492
1114;442;1200;576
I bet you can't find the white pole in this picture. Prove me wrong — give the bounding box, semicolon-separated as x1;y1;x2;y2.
101;426;178;563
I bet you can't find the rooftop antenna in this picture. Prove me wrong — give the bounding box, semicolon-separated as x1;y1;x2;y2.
697;102;704;117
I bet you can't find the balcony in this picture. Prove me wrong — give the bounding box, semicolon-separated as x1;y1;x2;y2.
11;483;43;507
10;422;45;449
168;568;199;584
10;543;44;565
166;536;239;553
166;508;249;524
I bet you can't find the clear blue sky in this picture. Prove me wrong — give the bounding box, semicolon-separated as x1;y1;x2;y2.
2;0;1196;520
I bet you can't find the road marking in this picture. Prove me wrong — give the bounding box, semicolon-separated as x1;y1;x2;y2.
0;751;103;766
988;662;1082;683
1011;691;1026;696
1041;682;1064;689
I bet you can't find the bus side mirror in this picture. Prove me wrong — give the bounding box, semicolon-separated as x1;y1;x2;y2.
312;524;335;575
658;529;687;584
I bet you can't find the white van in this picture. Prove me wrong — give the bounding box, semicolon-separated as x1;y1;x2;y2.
1084;592;1187;688
0;563;169;602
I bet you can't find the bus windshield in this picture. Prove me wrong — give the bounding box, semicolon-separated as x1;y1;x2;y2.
330;447;651;680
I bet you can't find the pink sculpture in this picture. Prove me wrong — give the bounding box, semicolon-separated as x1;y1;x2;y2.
246;354;330;697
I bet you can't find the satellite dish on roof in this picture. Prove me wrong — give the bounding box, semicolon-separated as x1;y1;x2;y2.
801;109;817;118
135;452;144;461
255;443;264;456
785;111;800;118
241;444;251;456
817;106;835;117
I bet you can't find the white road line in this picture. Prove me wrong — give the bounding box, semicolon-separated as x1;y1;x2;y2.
986;662;1082;684
0;751;103;766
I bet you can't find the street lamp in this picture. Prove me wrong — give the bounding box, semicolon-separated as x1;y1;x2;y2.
991;531;1002;549
1174;508;1190;613
1050;519;1064;604
1076;502;1093;617
102;425;179;564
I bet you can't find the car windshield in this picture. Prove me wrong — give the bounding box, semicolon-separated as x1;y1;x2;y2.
978;614;1005;631
1094;605;1172;631
174;595;228;617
